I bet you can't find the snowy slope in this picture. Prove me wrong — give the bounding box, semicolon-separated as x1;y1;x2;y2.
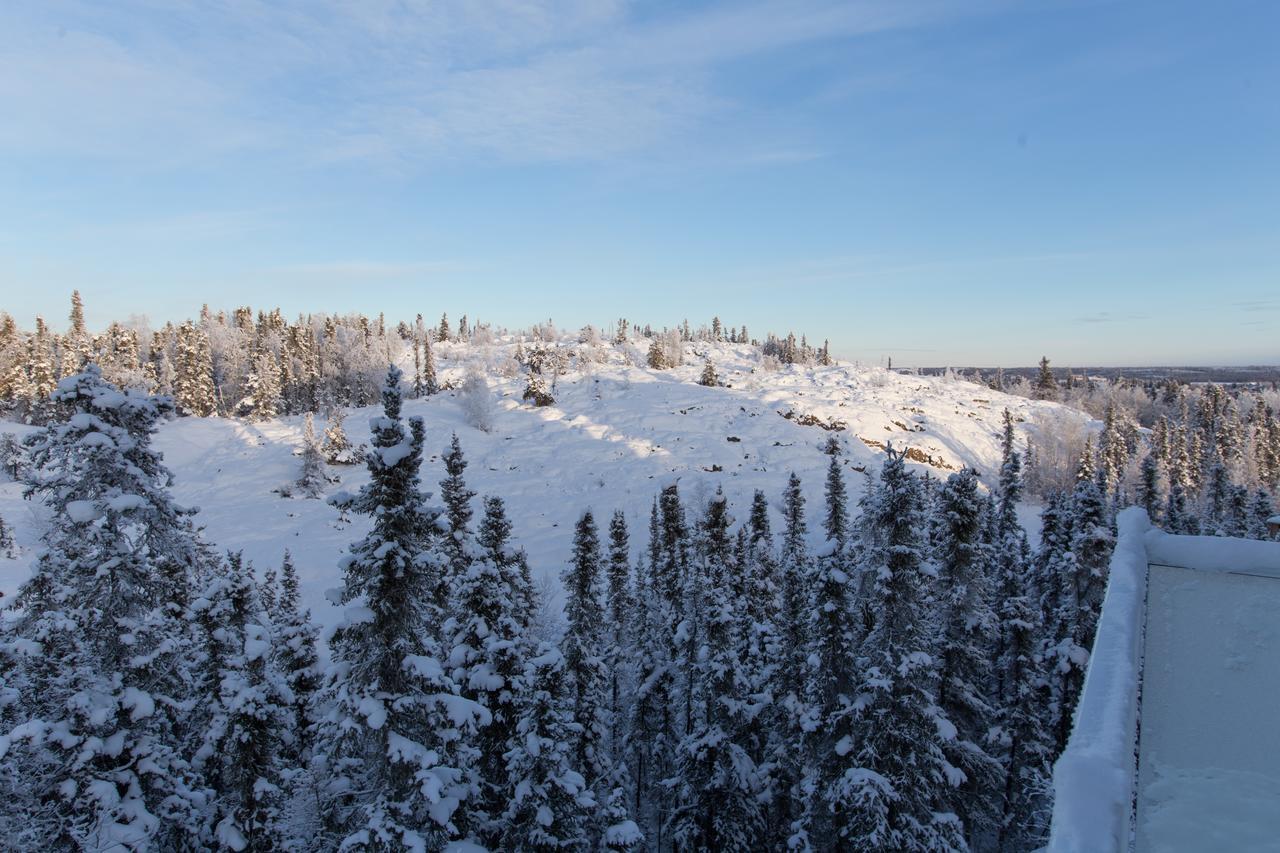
0;339;1086;634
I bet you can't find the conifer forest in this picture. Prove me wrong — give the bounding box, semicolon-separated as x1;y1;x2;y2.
0;297;1275;851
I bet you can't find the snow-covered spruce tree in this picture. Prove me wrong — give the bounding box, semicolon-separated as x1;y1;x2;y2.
1137;453;1162;524
237;347;282;421
0;511;14;557
1;366;208;849
629;487;691;849
605;510;635;754
422;337;440;396
522;370;555;407
562;510;614;838
1203;460;1232;534
275;550;321;764
991;590;1052;851
447;495;527;844
601;510;643;851
296;412;329;499
174;320;217;417
646;338;667;370
841;447;965;852
24;316;58;423
1164;481;1198;535
476;496;533;639
626;501;677;847
1248;490;1276;540
1033;356;1057;401
440;432;477;600
932;468;1002;848
988;410;1051;848
984;429;1054;851
0;431;25;480
799;442;862;848
318;365;487;849
1033;492;1075;758
499;644;593;851
194;552;293;851
699;360;718;387
322;406;361;465
769;471;812;847
1049;474;1115;756
669;490;763;852
1222;485;1251;538
740;489;779;772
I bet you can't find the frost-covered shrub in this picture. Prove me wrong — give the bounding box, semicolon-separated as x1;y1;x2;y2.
0;433;25;480
1026;410;1090;497
460;368;496;432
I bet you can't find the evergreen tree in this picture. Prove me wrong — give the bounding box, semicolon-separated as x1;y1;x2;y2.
627;500;676;848
669;491;762;851
0;511;14;558
174;320;217;417
1137;453;1162;523
1050;477;1115;756
840;448;964;852
2;366;207;848
194;552;292;851
1247;490;1275;540
275;551;321;764
321;407;361;465
447;495;527;843
646;338;667;370
822;436;848;549
238;347;282;421
440;432;477;594
740;489;779;772
523;371;555;407
770;472;811;846
605;510;635;759
318;365;487;849
1033;356;1058;401
800;446;862;848
422;337;439;396
987;428;1052;850
499;645;593;851
699;360;718;387
1203;461;1232;534
562;511;612;821
296;412;329;498
933;468;1002;847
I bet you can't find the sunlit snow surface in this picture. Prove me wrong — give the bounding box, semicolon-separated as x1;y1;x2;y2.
0;342;1079;635
1136;563;1280;853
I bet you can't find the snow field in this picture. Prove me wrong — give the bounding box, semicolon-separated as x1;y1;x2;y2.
0;340;1085;636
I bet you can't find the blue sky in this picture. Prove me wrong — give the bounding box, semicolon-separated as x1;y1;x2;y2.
1;0;1276;366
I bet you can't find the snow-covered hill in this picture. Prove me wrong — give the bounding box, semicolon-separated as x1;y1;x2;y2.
0;339;1088;633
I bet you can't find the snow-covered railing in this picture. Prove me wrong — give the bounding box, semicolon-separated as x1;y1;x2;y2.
1047;507;1152;853
1144;528;1280;578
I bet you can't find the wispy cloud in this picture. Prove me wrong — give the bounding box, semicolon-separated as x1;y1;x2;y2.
0;0;978;169
1072;311;1150;325
268;260;459;281
1234;298;1280;312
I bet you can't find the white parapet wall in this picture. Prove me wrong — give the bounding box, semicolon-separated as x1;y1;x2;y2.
1049;510;1280;852
1047;506;1152;853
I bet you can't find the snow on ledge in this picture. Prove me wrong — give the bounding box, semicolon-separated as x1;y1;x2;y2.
1048;506;1152;853
1144;528;1280;578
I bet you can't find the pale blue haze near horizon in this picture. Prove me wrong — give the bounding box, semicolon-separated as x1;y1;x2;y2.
0;0;1276;367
